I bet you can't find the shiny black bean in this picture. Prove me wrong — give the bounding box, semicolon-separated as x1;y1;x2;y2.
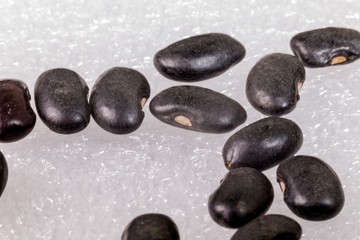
0;79;36;142
0;151;8;197
90;67;150;134
223;117;303;171
246;53;305;116
230;214;302;240
208;167;274;228
35;68;90;134
277;155;344;221
149;86;246;133
121;213;180;240
290;27;360;67
154;33;246;81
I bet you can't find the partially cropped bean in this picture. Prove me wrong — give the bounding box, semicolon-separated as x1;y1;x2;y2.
230;214;302;240
291;27;360;67
121;213;180;240
208;167;274;228
0;79;36;142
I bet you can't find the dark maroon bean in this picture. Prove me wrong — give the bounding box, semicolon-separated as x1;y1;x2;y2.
246;53;305;116
0;79;36;142
277;155;344;221
223;117;303;171
208;167;274;228
149;86;246;133
121;213;180;240
90;67;150;134
290;27;360;67
0;151;8;197
154;33;246;81
230;214;302;240
35;68;90;134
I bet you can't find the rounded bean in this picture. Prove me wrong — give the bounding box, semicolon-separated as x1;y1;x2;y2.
246;53;305;116
35;68;90;134
277;155;345;221
90;67;150;134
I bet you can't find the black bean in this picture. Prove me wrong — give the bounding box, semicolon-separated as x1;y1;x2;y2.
90;67;150;134
223;117;303;171
277;155;344;221
121;213;180;240
290;27;360;68
35;68;90;134
149;86;246;133
0;79;36;142
154;33;246;81
230;214;302;240
208;167;274;228
0;151;8;197
246;53;305;116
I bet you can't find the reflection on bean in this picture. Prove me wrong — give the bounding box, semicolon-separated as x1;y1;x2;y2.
223;117;303;171
35;68;90;134
0;79;36;142
277;155;345;221
230;214;302;240
90;67;150;134
154;33;246;81
208;167;274;228
246;53;305;116
150;86;247;133
121;213;180;240
291;27;360;67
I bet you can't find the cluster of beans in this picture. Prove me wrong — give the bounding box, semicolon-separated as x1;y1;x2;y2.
0;27;359;239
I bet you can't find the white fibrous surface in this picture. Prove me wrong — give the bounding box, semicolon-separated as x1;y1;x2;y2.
0;0;359;239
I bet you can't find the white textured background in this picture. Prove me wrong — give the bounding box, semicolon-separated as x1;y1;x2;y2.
0;0;359;239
